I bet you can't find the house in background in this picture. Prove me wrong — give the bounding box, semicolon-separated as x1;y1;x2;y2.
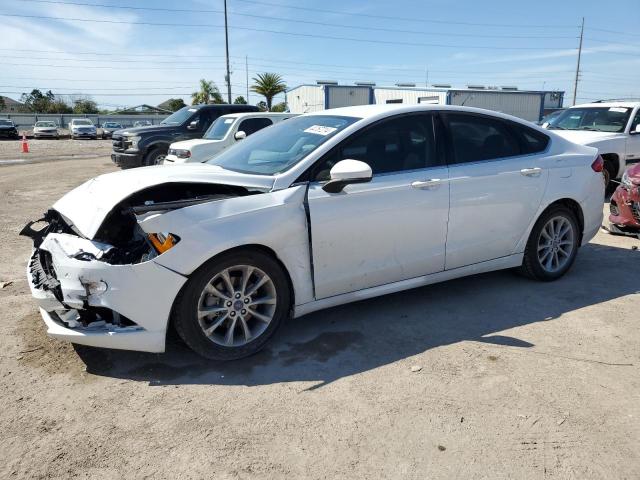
0;96;25;113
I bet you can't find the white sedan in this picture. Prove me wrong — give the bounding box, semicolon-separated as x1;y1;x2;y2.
22;105;604;360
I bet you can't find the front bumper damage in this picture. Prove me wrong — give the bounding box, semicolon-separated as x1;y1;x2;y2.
24;231;187;353
609;183;640;236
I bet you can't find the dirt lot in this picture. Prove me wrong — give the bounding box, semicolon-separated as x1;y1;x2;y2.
0;139;112;165
0;156;638;479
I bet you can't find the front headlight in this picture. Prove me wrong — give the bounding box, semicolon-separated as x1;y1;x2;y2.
170;149;191;159
128;136;141;148
147;233;179;254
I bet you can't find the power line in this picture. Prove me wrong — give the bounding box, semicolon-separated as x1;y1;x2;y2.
15;0;580;30
0;14;577;50
13;0;579;39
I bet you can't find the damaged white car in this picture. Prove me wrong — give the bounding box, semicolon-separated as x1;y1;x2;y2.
22;105;604;360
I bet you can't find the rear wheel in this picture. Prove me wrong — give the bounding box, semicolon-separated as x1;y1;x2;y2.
173;250;291;360
144;147;167;166
519;206;579;281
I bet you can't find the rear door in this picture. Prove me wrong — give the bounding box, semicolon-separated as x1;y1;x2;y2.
626;108;640;163
442;112;550;270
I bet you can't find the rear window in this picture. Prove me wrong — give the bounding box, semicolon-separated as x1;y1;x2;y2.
512;123;550;154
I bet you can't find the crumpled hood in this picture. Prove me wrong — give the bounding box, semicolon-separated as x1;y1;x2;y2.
551;129;622;146
53;164;275;239
626;163;640;183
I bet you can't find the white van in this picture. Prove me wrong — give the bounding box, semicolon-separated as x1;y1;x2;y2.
164;112;297;164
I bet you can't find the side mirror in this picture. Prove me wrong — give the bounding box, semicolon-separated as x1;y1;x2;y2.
322;159;372;193
541;121;550;129
633;124;640;135
234;130;247;141
187;120;199;130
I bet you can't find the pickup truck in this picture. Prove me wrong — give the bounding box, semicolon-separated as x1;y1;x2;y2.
111;104;259;168
544;101;640;188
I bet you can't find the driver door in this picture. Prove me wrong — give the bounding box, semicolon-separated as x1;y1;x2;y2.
306;113;450;299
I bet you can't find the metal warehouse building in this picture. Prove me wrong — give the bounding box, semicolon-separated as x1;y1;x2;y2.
286;82;564;122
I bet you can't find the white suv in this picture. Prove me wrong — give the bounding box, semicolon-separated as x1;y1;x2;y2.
164;112;297;164
543;101;640;187
68;118;97;140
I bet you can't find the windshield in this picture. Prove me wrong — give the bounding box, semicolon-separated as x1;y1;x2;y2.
0;120;14;126
160;106;197;125
206;115;359;175
204;116;236;140
104;122;121;128
74;120;93;126
548;107;631;133
35;122;55;127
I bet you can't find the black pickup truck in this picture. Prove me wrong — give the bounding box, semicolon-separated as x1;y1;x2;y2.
111;104;259;168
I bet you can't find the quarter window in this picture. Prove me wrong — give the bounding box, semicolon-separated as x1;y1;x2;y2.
313;114;438;181
237;117;273;136
446;114;520;164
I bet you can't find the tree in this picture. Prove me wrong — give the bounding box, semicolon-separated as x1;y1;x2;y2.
49;99;72;114
191;79;224;105
165;98;186;112
251;73;287;111
72;98;99;114
271;102;288;113
256;101;268;112
20;89;55;112
233;96;247;105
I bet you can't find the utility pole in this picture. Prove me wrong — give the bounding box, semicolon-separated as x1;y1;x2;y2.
223;0;232;104
572;17;584;106
246;55;249;103
425;68;429;89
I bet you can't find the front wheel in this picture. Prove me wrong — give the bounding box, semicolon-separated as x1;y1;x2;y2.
144;148;167;166
519;206;579;281
173;250;291;360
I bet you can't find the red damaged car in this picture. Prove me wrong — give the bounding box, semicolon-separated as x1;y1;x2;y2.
609;163;640;235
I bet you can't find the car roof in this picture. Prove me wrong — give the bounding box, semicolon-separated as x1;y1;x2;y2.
218;112;297;120
571;101;640;109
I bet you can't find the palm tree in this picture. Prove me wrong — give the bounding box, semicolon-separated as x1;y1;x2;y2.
251;73;286;111
191;79;224;105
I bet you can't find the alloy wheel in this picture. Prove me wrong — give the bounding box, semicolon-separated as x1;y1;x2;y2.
196;265;277;347
536;215;575;273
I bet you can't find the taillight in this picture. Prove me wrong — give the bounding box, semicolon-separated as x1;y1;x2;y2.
591;155;604;173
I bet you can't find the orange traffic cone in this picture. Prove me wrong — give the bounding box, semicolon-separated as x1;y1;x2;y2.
21;133;29;154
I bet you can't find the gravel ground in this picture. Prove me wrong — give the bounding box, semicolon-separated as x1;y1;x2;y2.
0;139;112;164
0;156;639;479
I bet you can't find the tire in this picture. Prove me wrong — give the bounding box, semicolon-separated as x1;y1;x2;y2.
519;206;580;281
173;249;291;360
144;147;167;166
603;161;617;194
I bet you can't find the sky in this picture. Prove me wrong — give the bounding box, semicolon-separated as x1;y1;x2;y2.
1;0;639;109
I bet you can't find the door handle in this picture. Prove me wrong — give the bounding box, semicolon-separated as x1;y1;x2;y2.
520;167;542;177
411;179;442;189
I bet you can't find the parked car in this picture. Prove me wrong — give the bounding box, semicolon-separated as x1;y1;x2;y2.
609;163;640;235
22;105;604;360
111;104;259;168
69;118;97;140
33;121;60;139
100;121;123;139
537;109;565;125
0;118;19;139
164;112;297;164
543;101;640;188
133;120;152;128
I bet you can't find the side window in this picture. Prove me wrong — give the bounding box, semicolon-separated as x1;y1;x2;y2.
313;114;438;181
511;123;550;154
446;114;521;164
198;111;213;131
237;118;273;136
631;110;640;131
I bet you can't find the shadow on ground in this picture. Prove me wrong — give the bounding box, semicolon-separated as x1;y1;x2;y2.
74;242;640;387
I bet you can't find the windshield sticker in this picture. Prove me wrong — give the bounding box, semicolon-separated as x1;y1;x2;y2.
224;119;234;123
609;107;628;113
304;125;337;136
188;108;198;112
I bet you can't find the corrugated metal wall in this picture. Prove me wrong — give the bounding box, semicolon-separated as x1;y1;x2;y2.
449;90;543;122
287;85;325;113
325;86;371;109
374;88;447;105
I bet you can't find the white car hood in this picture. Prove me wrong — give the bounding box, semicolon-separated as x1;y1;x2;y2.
53;164;275;239
551;129;622;146
170;139;221;150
